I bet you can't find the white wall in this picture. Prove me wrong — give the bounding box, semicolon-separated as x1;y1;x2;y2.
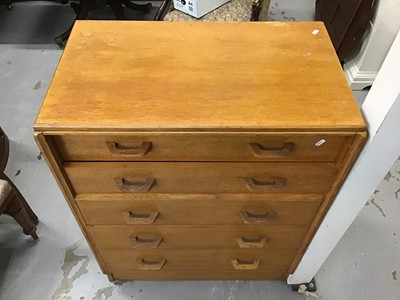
344;0;400;90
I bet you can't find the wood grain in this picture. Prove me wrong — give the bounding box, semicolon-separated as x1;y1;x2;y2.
34;21;365;132
33;21;367;281
99;248;297;271
86;224;309;250
64;162;336;194
76;196;321;225
55;133;347;162
111;270;286;280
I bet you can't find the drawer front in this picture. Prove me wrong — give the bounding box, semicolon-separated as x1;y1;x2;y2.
54;133;347;162
87;225;309;250
111;270;286;280
65;162;336;194
77;196;321;225
99;249;297;272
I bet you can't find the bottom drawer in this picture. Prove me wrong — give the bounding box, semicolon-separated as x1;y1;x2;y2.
111;270;287;280
100;249;297;272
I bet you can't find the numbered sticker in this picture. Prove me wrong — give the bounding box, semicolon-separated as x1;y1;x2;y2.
315;139;326;147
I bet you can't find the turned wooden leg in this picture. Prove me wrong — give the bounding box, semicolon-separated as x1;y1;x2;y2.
120;0;152;11
154;0;171;20
55;0;95;47
0;173;38;224
4;190;38;240
109;0;125;19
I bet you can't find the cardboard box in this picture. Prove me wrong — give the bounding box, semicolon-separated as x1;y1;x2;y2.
172;0;231;18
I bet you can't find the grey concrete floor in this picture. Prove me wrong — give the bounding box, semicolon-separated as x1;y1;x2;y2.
2;0;400;299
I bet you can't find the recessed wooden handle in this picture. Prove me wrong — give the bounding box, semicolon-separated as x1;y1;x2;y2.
137;257;166;270
123;210;159;224
231;258;260;270
130;233;163;249
236;235;269;248
250;142;294;157
245;177;286;192
114;177;156;192
106;141;152;156
240;210;277;224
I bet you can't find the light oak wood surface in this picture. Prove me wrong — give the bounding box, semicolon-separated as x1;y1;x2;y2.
77;196;321;226
99;248;297;272
34;21;365;132
33;21;367;281
111;270;287;280
64;162;336;194
54;133;348;162
86;225;309;250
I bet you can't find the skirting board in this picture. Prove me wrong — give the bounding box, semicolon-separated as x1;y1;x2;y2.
344;59;377;90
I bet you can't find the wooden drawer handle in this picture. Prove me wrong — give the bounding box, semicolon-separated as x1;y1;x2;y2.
130;233;163;249
240;210;277;224
236;235;269;248
137;257;166;270
106;141;152;156
245;177;286;192
250;142;294;157
123;210;159;224
114;177;156;192
231;258;260;270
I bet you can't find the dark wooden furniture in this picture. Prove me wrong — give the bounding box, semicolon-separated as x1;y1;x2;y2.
316;0;377;61
0;127;38;239
55;0;170;47
0;0;12;10
35;21;366;281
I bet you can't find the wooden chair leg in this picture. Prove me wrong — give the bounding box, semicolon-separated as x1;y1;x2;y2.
4;190;38;240
109;0;126;19
120;0;151;11
154;0;171;20
0;174;38;224
55;0;95;47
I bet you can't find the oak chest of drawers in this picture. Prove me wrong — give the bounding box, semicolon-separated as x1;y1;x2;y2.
34;21;366;281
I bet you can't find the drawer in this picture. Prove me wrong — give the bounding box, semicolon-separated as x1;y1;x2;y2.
64;162;336;194
76;194;322;225
54;133;347;162
99;249;297;272
111;270;286;280
87;225;309;250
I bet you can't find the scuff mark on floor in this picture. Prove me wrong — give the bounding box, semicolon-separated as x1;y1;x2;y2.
37;152;43;160
34;80;42;90
370;199;386;217
395;188;400;200
392;271;397;280
92;286;115;300
51;239;90;300
210;285;217;296
384;171;392;182
374;189;380;194
283;15;296;21
7;61;12;65
15;169;21;176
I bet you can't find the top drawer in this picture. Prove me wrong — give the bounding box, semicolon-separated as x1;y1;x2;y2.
54;133;348;162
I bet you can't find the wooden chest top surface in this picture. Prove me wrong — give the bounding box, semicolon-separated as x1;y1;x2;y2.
34;21;365;132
